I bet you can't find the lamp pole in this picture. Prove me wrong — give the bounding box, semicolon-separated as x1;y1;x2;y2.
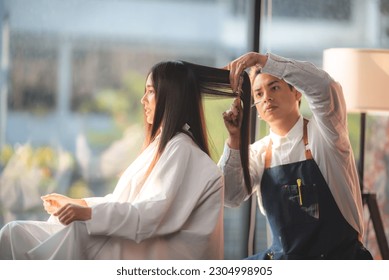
358;112;366;191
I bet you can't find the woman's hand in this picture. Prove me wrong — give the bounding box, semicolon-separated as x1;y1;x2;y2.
41;193;87;215
53;203;92;225
222;98;243;149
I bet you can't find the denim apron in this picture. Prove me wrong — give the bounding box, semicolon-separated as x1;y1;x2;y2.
248;119;372;259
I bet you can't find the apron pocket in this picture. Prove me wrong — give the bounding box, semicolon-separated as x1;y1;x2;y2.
281;182;319;220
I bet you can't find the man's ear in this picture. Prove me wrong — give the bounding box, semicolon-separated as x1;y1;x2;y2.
294;88;302;102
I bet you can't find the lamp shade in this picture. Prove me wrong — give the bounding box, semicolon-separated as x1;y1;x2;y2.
323;48;389;112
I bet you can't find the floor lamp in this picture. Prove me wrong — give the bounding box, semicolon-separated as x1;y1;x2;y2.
323;48;389;259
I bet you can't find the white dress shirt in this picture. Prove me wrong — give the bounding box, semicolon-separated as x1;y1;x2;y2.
218;53;364;238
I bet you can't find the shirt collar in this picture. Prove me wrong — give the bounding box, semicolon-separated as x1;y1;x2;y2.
269;116;303;148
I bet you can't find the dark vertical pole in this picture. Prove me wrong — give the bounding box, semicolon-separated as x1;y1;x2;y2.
0;11;9;151
247;0;262;257
250;0;261;144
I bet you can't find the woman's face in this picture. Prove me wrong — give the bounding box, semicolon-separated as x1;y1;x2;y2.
141;74;156;125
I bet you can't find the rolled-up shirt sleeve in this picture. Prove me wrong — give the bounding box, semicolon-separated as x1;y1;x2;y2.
218;141;264;209
218;143;248;207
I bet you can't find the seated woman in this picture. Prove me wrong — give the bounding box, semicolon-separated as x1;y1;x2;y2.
0;60;251;260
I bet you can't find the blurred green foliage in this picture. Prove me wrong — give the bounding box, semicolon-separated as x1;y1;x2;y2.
204;97;233;162
68;179;94;199
79;70;146;149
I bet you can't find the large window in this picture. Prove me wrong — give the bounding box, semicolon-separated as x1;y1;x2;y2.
0;0;254;259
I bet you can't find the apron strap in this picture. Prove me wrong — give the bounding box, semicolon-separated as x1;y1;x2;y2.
264;137;273;169
264;118;312;169
303;118;313;160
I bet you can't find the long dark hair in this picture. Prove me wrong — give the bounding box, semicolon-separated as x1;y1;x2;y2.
143;60;252;193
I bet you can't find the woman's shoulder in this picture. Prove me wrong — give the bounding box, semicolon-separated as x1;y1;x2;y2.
169;132;194;145
163;132;193;154
168;133;221;170
168;133;206;155
167;132;205;152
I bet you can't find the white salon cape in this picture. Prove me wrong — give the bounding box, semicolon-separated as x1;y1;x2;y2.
0;133;224;259
218;53;365;239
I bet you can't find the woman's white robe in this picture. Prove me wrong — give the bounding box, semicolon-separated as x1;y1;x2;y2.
0;133;224;259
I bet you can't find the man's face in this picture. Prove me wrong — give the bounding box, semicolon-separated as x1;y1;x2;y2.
252;73;301;124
